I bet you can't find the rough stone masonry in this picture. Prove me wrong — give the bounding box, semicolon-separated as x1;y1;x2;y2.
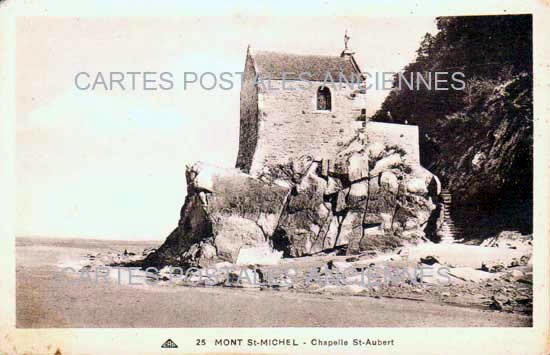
143;43;442;269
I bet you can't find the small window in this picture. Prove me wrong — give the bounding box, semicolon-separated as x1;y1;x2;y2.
317;86;331;111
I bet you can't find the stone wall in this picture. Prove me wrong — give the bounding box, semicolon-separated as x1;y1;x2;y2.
248;79;364;175
364;122;421;165
235;54;420;179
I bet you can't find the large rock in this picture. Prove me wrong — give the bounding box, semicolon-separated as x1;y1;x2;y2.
274;161;336;256
142;163;290;268
272;134;439;257
366;142;385;160
380;171;398;193
236;243;283;266
145;131;441;267
370;153;402;176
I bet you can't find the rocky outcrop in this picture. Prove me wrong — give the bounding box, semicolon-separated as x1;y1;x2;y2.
143;130;441;268
269;133;439;257
370;16;533;241
427;73;533;238
142;163;290;268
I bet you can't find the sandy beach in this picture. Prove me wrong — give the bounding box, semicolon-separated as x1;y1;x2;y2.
16;237;531;328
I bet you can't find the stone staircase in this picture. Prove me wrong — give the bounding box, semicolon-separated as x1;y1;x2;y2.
438;188;463;243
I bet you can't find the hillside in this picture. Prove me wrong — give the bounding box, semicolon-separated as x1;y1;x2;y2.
371;15;533;239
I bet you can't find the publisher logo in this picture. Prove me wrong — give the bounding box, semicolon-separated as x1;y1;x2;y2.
161;339;178;349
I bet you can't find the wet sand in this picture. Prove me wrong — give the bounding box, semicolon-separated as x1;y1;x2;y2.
16;237;532;328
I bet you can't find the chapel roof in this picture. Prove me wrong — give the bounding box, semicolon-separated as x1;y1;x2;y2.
250;49;363;82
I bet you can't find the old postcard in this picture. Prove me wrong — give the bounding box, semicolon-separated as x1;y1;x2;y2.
1;0;549;354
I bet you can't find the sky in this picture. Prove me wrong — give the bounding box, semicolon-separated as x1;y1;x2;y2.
16;16;439;240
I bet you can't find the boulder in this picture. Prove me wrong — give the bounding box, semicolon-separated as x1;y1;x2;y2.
329;139;369;181
236;244;283;266
406;178;428;194
420;255;440;265
380;171;398;193
481;261;506;273
471;152;486;172
272;135;438;257
142;163;289;268
349;180;369;197
144;131;441;267
348;153;369;182
411;166;440;194
326;176;342;195
199;243;217;259
508;269;525;281
327;260;353;271
274;161;334;256
214;216;267;261
489;296;504;311
366;142;385;160
370;153;402;176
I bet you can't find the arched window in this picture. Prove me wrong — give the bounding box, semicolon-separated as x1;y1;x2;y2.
317;86;331;111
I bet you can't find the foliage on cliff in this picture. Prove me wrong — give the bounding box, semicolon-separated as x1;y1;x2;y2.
371;15;533;237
